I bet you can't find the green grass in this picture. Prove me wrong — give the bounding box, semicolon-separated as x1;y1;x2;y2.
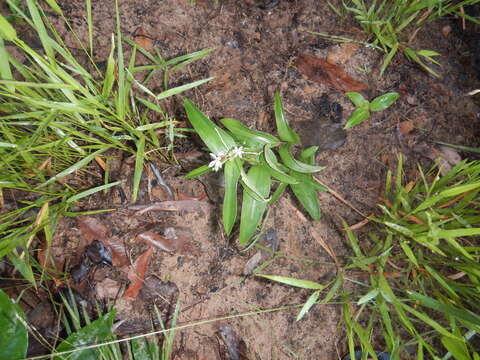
323;0;480;76
0;0;213;285
260;155;480;359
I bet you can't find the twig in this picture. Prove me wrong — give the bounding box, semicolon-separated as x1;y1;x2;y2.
314;177;368;218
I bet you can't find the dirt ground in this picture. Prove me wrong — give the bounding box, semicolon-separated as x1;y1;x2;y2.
7;0;480;359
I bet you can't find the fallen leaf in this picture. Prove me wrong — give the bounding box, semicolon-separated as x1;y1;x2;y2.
218;326;248;360
399;120;415;135
136;232;175;253
124;247;153;298
326;43;360;65
177;192;207;201
78;217;128;265
296;55;367;92
96;278;121;300
78;217;109;243
134;27;153;52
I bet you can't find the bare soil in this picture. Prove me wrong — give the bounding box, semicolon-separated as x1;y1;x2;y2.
6;0;480;359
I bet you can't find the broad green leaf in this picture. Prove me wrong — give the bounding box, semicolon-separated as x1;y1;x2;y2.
256;274;326;290
239;165;271;244
346;92;369;107
441;337;472;360
290;174;321;220
102;35;116;98
344;108;370;129
263;147;298;184
274;92;300;144
184;164;212;179
223;159;240;236
297;290;320;321
54;311;115;360
220;118;280;148
369;92;399;111
268;182;287;205
299;146;318;164
278;144;325;173
184;98;236;155
0;14;17;41
0;289;28;360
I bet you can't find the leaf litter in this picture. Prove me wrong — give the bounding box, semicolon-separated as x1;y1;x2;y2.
296;55;367;92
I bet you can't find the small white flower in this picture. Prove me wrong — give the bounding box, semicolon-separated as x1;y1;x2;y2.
208;152;224;172
231;146;244;159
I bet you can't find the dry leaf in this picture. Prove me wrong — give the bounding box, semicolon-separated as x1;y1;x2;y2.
296;55;367;92
78;217;128;265
134;27;153;52
78;217;109;243
137;231;175;253
124;247;153;298
326;43;360;65
399;120;415;135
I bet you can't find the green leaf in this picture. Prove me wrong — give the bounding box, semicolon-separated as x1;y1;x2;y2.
184;164;212;179
223;159;241;236
399;241;418;268
290;174;321;220
274;92;300;144
40;148;109;187
344;108;370;129
357;288;379;305
184;98;236;155
299;146;319;164
278;144;325;173
408;291;480;327
0;289;28;360
263;147;299;184
54;311;115;360
132;136;145;202
239;165;271;244
156;77;212;100
220;118;280;148
441;337;472;360
369;92;399;111
297;290;320;321
0;14;17;41
346;92;369;107
66;181;122;204
256;274;326;290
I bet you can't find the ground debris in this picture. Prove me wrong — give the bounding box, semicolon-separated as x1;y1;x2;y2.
296;54;367;92
217;326;248;360
124;247;153;298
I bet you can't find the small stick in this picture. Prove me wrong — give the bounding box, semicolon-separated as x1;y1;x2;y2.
314;177;368;218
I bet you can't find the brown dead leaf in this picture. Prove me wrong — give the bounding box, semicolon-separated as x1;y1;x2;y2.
296;55;367;92
136;230;197;256
326;43;360;65
137;231;175;253
78;217;128;265
399;121;415;135
177;192;207;201
124;247;153;298
78;217;109;243
134;27;153;52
